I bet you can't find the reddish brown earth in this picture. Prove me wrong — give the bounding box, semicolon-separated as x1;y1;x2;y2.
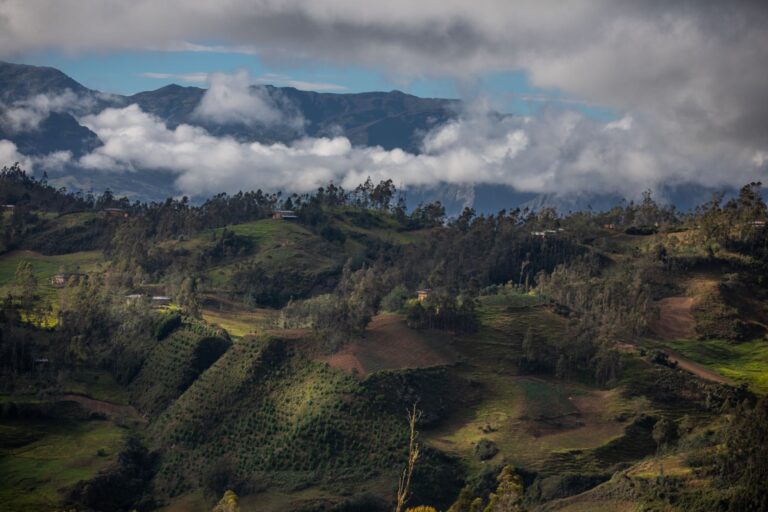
320;314;457;377
647;297;697;340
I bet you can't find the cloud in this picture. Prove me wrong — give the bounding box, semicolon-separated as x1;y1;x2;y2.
0;139;31;168
0;1;765;161
142;71;209;83
72;103;766;200
0;139;71;171
250;73;347;92
191;70;304;128
0;90;94;132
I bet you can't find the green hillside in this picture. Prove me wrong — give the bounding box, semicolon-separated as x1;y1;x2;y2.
2;175;768;511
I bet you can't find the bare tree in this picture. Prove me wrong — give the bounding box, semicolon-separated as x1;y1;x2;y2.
395;404;422;512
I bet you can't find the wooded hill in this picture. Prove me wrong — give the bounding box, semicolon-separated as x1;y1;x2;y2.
1;164;768;511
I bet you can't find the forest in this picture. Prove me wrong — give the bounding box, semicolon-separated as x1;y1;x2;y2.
1;163;768;511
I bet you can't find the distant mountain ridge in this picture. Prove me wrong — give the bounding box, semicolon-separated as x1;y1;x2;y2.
0;61;732;213
0;60;458;154
0;60;467;202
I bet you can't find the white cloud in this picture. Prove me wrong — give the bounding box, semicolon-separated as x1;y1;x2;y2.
142;71;209;83
73;103;765;200
1;1;763;160
0;140;31;169
0;139;70;171
191;70;304;128
0;90;94;132
1;1;766;196
250;73;347;92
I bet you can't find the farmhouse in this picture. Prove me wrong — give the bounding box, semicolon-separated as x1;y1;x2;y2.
531;229;559;238
50;272;85;287
272;209;298;220
1;204;15;211
151;295;172;307
417;288;432;302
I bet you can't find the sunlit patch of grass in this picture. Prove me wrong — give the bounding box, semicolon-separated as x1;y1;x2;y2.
19;309;58;328
202;307;271;337
654;338;768;393
0;250;105;318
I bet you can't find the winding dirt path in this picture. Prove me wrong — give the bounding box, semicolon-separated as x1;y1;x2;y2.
663;352;734;385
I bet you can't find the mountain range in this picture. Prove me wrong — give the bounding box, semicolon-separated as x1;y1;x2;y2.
0;61;729;213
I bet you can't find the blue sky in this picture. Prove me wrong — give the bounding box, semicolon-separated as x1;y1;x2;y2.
14;49;614;120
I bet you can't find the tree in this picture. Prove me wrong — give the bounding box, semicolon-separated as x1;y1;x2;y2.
14;260;37;309
176;276;201;318
395;405;422;512
652;417;678;451
483;466;524;512
717;398;768;511
212;490;240;512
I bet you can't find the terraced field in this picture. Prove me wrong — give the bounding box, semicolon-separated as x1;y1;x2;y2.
129;328;229;418
149;334;409;499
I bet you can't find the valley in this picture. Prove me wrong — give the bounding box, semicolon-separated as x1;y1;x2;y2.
1;169;767;511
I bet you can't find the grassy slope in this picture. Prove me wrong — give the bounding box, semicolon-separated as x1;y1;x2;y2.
650;337;768;393
0;249;104;300
0;418;126;511
196;219;341;290
424;292;633;477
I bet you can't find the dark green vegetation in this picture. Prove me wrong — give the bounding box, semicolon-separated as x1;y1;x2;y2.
2;167;768;511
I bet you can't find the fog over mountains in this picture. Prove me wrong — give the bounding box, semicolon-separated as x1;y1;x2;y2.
0;60;759;213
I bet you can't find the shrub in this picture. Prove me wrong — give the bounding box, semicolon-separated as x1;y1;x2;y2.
474;439;499;461
155;313;182;340
381;284;409;312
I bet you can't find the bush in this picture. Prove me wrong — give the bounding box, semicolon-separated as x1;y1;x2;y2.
380;284;409;312
320;224;346;244
474;439;499;461
155;313;182;340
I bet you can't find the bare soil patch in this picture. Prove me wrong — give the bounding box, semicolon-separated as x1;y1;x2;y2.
648;297;696;340
320;314;457;377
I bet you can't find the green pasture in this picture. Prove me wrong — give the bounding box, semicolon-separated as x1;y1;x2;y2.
0;418;125;511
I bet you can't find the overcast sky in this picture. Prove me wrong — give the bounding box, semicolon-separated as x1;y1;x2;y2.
1;0;767;199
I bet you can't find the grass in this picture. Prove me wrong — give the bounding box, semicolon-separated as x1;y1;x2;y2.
200;219;341;290
60;368;130;404
201;306;272;337
0;418;125;511
332;206;426;245
517;379;579;420
424;372;626;472
0;249;105;303
424;293;628;473
651;337;768;393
